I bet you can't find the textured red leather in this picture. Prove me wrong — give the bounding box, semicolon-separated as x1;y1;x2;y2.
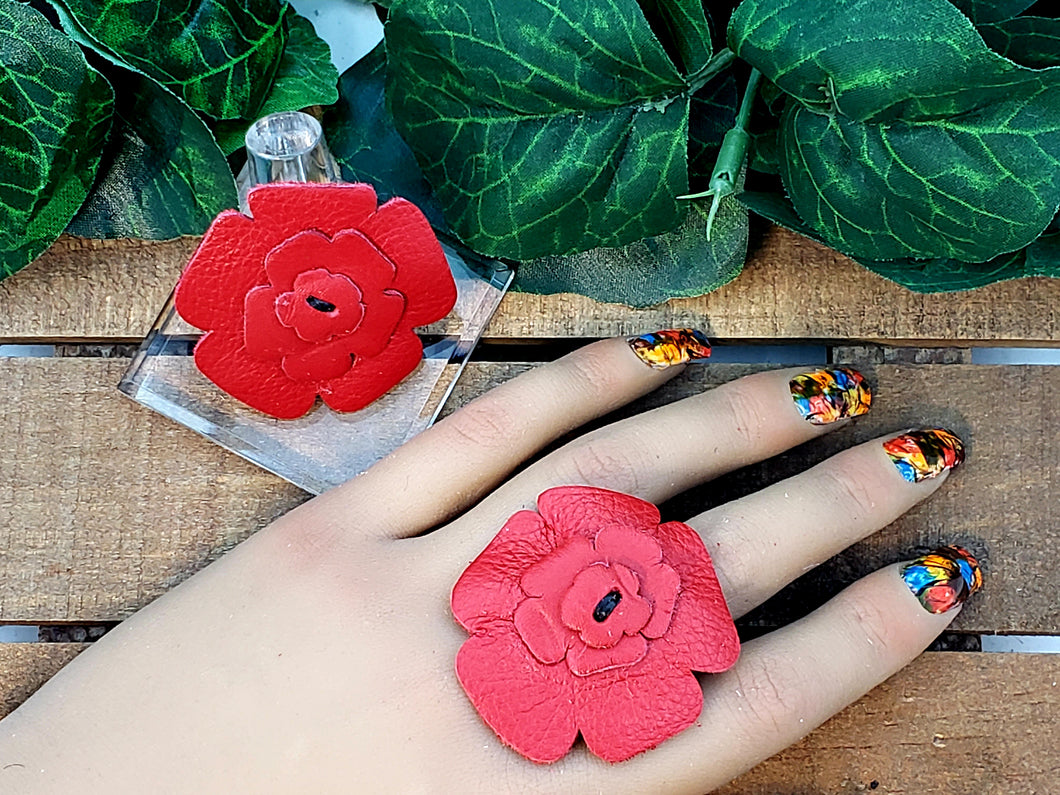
174;183;457;419
452;486;740;763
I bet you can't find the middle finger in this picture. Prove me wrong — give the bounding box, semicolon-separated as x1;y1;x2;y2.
443;366;871;561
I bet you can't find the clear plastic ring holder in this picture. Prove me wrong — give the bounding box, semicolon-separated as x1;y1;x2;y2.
120;111;513;494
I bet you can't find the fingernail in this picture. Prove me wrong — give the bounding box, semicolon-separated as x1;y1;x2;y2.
789;368;872;424
883;428;965;483
628;329;711;370
901;545;983;614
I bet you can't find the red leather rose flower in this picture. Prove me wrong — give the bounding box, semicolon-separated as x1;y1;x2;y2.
452;486;740;764
174;183;457;419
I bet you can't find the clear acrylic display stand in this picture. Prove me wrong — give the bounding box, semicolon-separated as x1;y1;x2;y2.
120;112;512;494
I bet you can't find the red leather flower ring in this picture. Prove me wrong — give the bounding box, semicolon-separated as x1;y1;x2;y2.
174;182;457;419
452;486;740;763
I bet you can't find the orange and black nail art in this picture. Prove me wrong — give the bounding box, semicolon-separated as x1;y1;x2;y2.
883;429;965;483
789;368;872;424
628;329;711;370
901;545;983;614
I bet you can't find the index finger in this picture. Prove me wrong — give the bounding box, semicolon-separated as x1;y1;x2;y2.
319;331;708;539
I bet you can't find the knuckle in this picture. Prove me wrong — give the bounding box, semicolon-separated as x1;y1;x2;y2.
714;380;771;450
562;435;641;494
442;396;524;451
728;650;811;738
817;454;882;522
560;343;627;401
834;589;899;660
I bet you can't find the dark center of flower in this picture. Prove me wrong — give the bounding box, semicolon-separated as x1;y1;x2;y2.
592;590;622;623
305;295;337;313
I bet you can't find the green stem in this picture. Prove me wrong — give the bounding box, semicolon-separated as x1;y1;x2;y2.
686;49;736;94
679;67;763;239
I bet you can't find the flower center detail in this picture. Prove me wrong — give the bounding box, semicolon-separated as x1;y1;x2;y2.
305;294;337;313
592;590;622;622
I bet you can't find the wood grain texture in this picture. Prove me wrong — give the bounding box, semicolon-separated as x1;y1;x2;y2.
0;644;84;719
1;358;1055;630
2;228;1058;344
719;652;1060;795
0;647;1055;795
0;358;307;622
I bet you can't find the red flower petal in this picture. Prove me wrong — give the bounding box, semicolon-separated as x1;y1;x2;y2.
451;510;555;632
639;561;681;639
264;229;397;297
193;329;317;420
359;198;456;328
342;289;406;359
567;633;648;676
594;525;664;566
455;622;578;764
326;231;401;296
513;598;571;664
520;536;596;598
280;337;357;382
276;270;364;343
175;210;263;331
247;182;378;239
537;486;661;543
654;521;740;672
559;564;650;649
316;331;424;413
243;286;307;360
574;642;703;763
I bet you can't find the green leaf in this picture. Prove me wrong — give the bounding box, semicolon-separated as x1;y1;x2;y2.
322;43;446;229
687;71;738;186
54;0;288;120
385;0;709;260
516;186;748;306
0;0;113;280
979;16;1060;69
635;0;714;73
66;67;237;240
739;190;1044;291
1025;231;1060;276
946;0;1036;24
213;9;340;155
729;0;1060;263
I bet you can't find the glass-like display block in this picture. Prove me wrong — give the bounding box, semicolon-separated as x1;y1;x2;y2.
119;112;512;494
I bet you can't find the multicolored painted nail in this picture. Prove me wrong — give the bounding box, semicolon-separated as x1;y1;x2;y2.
883;429;965;483
789;368;872;424
628;329;711;370
901;545;983;614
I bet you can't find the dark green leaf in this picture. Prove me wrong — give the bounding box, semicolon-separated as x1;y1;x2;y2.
739;190;1045;291
54;0;287;120
516;187;748;306
66;67;237;239
979;16;1060;69
385;0;703;260
688;71;738;186
729;0;1060;263
636;0;714;73
213;9;340;155
1025;231;1060;276
947;0;1036;24
322;43;446;229
0;0;113;280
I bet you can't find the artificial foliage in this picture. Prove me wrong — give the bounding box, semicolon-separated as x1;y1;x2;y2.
0;0;337;279
3;0;1058;302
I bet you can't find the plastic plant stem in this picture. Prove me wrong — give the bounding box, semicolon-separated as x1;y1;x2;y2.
679;67;762;239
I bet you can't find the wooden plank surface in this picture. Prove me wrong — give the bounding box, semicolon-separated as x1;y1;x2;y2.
720;652;1060;795
1;357;1056;630
2;228;1058;344
0;646;1055;795
0;644;84;719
